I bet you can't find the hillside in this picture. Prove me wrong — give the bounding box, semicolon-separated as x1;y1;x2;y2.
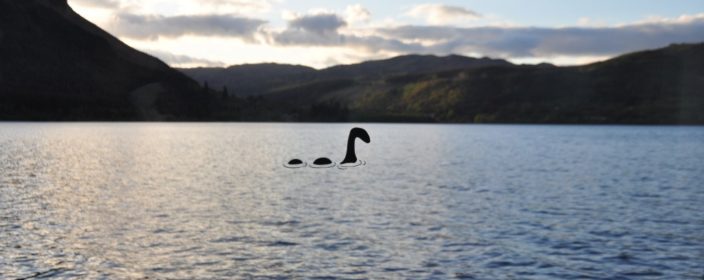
179;55;512;97
261;43;704;124
319;55;512;80
180;64;316;97
0;0;210;120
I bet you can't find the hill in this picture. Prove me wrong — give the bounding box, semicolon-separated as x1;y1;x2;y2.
180;64;316;97
178;55;512;97
318;55;512;80
261;43;704;124
0;0;211;120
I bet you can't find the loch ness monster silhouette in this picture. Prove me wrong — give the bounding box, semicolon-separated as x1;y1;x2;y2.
286;127;370;168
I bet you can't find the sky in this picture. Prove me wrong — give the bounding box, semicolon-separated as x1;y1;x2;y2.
69;0;704;68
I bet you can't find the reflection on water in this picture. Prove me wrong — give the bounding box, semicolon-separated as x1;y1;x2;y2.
338;160;366;170
1;123;703;279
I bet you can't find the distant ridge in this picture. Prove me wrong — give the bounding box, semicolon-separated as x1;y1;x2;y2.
257;43;704;124
180;63;317;97
179;55;512;97
318;54;512;80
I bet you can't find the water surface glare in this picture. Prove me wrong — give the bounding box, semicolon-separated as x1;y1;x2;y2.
1;123;703;279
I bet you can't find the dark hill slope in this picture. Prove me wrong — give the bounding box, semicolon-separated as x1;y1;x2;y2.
0;0;206;120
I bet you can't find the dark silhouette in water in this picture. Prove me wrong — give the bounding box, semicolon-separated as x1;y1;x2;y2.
287;127;370;168
340;127;371;164
313;158;333;165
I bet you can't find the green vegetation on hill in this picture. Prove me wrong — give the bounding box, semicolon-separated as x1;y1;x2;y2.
259;43;704;124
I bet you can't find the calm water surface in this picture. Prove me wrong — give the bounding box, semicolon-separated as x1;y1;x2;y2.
1;123;703;279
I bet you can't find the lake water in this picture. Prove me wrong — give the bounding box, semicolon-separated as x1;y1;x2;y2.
1;123;702;279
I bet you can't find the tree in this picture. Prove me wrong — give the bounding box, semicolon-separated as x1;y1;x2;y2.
222;86;229;100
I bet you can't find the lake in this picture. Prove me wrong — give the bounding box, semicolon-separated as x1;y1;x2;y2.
1;123;702;279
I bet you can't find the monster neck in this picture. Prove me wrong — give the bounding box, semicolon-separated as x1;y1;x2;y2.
341;134;358;164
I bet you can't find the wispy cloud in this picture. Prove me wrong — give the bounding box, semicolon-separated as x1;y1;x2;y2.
406;4;481;25
108;13;267;40
375;18;704;57
345;4;371;24
69;0;276;15
197;0;273;10
70;0;120;9
288;13;347;34
143;49;225;67
271;13;348;46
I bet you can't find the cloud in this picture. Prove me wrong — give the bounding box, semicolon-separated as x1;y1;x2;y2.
67;0;704;67
375;17;704;58
182;0;275;14
144;49;225;67
271;13;348;45
270;12;425;53
577;17;608;27
69;0;120;9
630;13;704;25
109;13;267;40
198;0;272;9
288;13;347;34
345;4;371;23
266;11;704;64
70;0;278;18
407;4;481;25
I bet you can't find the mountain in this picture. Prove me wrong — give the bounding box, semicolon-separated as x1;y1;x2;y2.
180;64;316;97
261;43;704;124
180;44;703;124
318;55;512;80
0;0;209;120
178;55;512;97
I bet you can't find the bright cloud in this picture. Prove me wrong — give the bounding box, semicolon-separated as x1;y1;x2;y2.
143;49;225;67
406;4;481;25
630;13;704;25
345;4;371;24
71;0;276;15
70;0;120;9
